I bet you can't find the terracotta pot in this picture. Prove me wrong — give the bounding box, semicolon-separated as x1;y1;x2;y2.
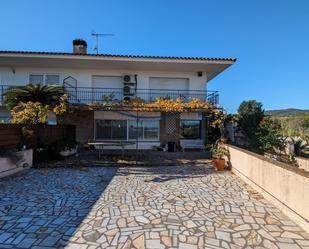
213;158;226;171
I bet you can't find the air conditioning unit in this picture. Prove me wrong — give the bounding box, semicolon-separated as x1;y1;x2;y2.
123;75;136;100
123;75;136;84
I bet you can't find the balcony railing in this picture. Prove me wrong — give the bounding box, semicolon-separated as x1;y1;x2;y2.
0;85;219;106
66;87;219;105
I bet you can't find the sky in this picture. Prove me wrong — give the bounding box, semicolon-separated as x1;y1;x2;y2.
0;0;308;113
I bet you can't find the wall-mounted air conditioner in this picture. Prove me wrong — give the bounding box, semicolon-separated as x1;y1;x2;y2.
123;75;136;100
123;75;136;84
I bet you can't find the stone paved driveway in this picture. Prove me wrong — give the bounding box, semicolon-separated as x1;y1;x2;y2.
0;165;309;249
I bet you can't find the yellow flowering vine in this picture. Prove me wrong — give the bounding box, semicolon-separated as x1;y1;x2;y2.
89;97;214;113
87;97;224;126
11;101;50;125
52;94;68;116
11;94;68;125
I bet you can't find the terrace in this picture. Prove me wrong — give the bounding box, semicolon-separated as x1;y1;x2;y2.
0;163;309;248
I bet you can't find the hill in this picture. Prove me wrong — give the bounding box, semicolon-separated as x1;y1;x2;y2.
265;108;309;117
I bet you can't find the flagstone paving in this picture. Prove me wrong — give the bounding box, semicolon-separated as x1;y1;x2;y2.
0;165;309;249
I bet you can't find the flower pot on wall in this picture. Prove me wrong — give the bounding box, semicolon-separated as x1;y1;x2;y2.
213;158;226;171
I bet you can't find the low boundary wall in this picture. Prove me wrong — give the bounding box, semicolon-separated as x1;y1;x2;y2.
297;157;309;172
0;149;33;178
227;145;309;233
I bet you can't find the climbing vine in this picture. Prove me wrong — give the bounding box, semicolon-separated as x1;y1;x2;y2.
87;97;224;126
11;94;68;125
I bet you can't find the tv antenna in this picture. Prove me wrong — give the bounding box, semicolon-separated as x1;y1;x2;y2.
91;31;114;54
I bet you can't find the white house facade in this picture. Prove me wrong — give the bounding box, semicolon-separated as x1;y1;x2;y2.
0;39;236;150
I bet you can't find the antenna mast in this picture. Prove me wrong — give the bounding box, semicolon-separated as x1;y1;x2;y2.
91;31;114;54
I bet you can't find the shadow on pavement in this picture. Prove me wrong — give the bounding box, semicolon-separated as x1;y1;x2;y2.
0;167;117;248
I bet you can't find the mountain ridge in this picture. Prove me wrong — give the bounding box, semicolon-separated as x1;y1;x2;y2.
265;108;309;116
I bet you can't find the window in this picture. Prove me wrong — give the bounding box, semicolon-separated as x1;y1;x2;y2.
144;121;160;139
95;119;160;141
29;74;60;85
45;75;60;84
128;121;143;140
180;120;201;139
128;120;160;140
95;120;127;140
29;75;44;84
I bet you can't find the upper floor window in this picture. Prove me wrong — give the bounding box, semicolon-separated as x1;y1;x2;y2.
29;74;60;85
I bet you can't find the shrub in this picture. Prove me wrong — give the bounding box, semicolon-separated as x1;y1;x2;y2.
237;100;264;152
256;118;286;154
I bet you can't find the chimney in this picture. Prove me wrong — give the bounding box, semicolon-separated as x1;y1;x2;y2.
73;39;87;54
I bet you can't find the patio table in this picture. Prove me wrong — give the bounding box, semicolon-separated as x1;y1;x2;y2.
88;141;136;159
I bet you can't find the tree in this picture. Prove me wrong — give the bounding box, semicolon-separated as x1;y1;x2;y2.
4;84;66;109
237;100;264;152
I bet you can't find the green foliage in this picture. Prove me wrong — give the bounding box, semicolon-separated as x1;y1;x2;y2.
292;138;309;157
274;114;309;143
4;84;66;109
256;118;285;154
237;100;264;152
236;100;286;155
211;140;230;159
304;114;309;129
265;108;309;117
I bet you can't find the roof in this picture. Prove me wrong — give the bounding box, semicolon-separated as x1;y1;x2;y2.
0;50;236;62
0;50;236;81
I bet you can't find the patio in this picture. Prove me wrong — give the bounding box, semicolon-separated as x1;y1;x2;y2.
0;165;309;249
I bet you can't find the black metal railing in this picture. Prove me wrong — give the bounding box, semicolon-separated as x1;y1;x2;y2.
0;85;219;106
65;87;219;105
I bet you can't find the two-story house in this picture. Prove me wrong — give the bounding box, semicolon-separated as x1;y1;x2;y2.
0;39;235;150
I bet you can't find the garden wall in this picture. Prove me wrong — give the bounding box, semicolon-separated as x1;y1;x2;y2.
296;157;309;172
0;149;32;178
227;145;309;233
0;124;76;149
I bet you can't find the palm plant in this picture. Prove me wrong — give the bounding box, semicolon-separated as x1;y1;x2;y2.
292;138;309;157
4;84;66;109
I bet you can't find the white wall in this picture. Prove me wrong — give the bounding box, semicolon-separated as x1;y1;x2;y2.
0;66;207;91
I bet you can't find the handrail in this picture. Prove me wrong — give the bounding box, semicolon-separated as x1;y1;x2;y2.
0;84;219;106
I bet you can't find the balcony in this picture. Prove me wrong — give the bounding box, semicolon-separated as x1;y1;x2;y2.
0;85;219;106
65;87;219;105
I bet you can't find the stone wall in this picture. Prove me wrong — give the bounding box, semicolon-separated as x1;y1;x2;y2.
63;110;94;144
227;145;309;233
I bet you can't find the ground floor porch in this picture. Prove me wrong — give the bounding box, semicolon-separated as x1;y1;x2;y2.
63;109;211;151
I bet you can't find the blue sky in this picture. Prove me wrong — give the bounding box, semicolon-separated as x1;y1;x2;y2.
0;0;308;113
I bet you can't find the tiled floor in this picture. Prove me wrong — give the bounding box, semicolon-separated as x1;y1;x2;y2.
0;165;308;249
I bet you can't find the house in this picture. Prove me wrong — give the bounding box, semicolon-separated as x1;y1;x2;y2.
0;39;236;150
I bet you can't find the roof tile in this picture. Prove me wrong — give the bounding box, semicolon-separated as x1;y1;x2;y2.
0;50;236;62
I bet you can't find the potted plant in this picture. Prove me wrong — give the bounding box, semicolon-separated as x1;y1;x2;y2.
49;139;79;157
211;142;230;171
58;139;79;157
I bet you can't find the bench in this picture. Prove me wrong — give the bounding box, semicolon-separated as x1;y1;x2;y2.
180;140;205;152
